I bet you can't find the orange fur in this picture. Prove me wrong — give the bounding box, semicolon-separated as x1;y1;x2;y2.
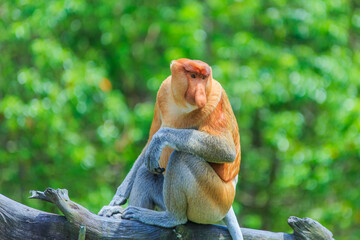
203;90;241;182
147;59;241;183
175;58;211;76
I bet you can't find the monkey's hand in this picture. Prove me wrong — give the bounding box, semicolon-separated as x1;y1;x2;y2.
98;195;127;216
145;128;168;174
98;205;124;218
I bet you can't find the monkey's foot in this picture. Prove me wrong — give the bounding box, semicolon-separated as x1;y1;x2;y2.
98;205;125;218
121;206;143;220
122;206;186;228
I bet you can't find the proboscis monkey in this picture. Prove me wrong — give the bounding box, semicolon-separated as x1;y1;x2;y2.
99;58;244;240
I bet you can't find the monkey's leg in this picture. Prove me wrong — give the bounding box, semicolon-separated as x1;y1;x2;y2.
98;151;146;216
123;151;237;229
122;152;189;227
101;164;165;218
128;164;165;210
121;206;187;228
123;151;231;228
111;152;146;205
223;206;244;240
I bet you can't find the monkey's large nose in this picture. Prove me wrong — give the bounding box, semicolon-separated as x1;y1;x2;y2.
195;85;207;108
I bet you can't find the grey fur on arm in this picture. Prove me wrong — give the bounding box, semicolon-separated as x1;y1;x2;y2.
145;127;236;174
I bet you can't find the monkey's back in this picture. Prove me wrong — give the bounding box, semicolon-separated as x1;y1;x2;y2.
202;90;241;182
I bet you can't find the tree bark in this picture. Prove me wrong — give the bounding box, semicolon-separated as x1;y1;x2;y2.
0;188;334;240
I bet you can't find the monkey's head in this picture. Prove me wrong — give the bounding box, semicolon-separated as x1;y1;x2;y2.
170;58;212;109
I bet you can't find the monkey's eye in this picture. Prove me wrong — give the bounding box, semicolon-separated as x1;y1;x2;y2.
191;74;196;78
202;76;206;80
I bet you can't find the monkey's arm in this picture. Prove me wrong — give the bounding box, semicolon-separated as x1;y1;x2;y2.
145;127;236;174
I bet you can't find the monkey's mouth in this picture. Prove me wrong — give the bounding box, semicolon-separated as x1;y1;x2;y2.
185;91;207;108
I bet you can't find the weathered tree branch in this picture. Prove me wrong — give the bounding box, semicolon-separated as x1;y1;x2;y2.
0;188;334;240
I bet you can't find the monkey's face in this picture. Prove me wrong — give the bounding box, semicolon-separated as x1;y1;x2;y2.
184;71;208;108
170;58;211;109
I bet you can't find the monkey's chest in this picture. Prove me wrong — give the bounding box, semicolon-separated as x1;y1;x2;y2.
158;99;204;169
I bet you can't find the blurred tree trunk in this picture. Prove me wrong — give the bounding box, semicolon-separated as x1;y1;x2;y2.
0;188;334;240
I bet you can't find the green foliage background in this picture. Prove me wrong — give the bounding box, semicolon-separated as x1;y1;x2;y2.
1;0;359;239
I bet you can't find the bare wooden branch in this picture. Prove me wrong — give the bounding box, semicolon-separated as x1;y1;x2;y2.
0;188;334;240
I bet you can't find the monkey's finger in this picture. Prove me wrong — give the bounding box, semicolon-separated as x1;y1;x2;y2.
98;209;110;217
152;167;164;174
112;213;122;219
98;207;110;216
121;213;131;219
121;210;134;219
98;210;104;216
105;210;115;217
155;167;165;173
119;198;127;205
102;212;112;217
145;160;159;174
109;209;124;216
